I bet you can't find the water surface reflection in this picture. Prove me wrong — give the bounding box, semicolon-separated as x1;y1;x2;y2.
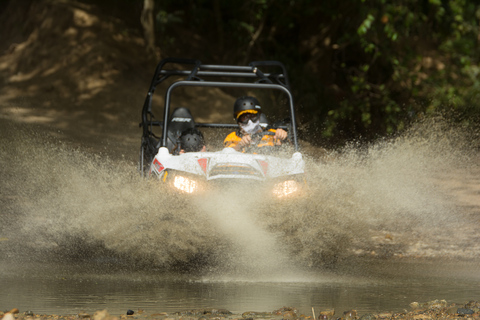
1;259;479;315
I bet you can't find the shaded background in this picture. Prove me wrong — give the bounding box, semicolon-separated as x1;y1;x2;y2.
2;0;480;150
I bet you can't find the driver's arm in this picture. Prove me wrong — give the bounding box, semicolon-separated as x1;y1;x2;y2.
224;131;248;151
236;134;252;150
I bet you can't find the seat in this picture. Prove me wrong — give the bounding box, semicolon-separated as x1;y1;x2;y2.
165;107;196;153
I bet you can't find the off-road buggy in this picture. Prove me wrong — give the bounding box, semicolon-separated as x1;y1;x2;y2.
139;58;305;198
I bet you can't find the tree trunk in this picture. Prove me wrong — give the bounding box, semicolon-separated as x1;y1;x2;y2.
140;0;159;60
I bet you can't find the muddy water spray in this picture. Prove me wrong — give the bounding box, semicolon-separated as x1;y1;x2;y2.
1;118;478;272
195;187;302;280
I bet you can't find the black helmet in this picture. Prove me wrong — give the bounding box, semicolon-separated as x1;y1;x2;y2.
179;128;205;152
233;96;261;120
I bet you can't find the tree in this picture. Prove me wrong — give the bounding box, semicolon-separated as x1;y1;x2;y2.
141;0;159;59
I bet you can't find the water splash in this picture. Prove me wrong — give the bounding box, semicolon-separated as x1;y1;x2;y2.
274;117;480;264
195;189;303;281
1;117;479;275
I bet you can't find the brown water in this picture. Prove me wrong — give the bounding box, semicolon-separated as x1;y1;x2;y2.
0;259;479;315
1;117;479;315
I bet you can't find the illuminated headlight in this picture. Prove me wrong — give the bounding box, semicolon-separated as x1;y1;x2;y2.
272;180;299;198
173;175;198;193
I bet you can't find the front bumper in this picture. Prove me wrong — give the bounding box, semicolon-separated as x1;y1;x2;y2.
158;170;307;199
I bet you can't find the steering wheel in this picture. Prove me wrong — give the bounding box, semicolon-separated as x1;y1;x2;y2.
244;131;277;154
252;130;275;139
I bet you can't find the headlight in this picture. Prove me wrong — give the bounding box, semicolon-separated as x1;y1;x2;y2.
272;180;299;198
173;175;198;193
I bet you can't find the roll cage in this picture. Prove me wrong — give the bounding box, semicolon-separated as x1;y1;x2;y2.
139;58;299;175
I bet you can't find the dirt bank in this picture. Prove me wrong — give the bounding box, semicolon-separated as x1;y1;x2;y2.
2;300;480;320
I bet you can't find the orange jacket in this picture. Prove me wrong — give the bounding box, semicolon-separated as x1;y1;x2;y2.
224;129;278;149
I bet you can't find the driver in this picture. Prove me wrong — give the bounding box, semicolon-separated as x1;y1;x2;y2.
224;96;287;152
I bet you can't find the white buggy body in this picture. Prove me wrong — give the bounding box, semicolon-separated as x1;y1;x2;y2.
150;147;305;181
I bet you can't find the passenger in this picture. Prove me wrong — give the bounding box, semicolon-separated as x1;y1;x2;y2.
177;128;206;154
224;96;287;152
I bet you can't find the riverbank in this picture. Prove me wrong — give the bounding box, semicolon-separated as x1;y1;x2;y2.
2;300;480;320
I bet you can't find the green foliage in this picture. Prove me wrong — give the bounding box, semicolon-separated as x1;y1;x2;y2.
320;0;480;143
143;0;480;145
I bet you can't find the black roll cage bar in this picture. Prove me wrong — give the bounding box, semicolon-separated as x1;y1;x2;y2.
140;57;299;150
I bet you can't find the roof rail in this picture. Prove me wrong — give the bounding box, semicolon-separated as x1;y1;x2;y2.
140;58;298;151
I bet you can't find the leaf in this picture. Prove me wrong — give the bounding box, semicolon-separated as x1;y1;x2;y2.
357;14;375;35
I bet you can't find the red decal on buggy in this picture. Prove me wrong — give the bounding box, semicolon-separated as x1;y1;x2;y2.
257;160;268;175
153;159;164;172
198;158;208;173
